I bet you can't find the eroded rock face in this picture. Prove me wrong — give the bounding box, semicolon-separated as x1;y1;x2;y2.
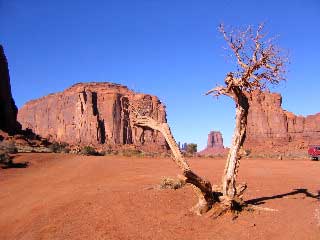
0;45;19;134
199;131;227;156
244;91;320;156
18;82;168;152
207;131;224;149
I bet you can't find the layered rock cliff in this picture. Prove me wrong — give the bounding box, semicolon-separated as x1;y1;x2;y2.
207;131;224;149
244;91;320;156
18;82;168;152
0;45;19;134
198;131;227;156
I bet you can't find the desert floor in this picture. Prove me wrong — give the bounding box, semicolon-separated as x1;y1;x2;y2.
0;153;319;240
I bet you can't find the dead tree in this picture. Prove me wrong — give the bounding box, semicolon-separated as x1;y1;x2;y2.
132;23;287;217
206;23;288;207
132;114;215;215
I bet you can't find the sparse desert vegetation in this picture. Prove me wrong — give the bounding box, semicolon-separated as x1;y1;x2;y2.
48;141;70;153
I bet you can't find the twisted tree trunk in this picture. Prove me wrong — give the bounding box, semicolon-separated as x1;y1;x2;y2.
221;91;249;204
133;116;214;215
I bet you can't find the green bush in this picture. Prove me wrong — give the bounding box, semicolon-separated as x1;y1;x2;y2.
186;143;197;154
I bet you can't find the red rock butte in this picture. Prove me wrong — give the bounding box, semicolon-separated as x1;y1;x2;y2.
18;82;168;152
207;131;224;149
199;91;320;157
199;131;227;156
244;91;320;156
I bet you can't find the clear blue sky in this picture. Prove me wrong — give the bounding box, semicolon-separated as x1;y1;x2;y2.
1;0;319;150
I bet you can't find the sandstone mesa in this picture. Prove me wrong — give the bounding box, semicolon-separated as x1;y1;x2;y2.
18;82;168;152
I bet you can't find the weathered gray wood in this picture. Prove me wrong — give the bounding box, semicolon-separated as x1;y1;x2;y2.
133;115;214;215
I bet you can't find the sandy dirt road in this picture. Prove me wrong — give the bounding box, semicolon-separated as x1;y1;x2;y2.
0;153;319;240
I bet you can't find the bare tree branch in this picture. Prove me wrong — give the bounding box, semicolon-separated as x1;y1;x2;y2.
215;23;288;94
129;103;215;215
219;24;249;70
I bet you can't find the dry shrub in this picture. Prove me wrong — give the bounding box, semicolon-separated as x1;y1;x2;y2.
160;176;186;190
118;149;142;157
0;140;17;154
0;152;12;165
48;142;70;153
80;146;101;156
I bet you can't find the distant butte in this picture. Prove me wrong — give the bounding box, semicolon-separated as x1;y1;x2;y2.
198;131;227;156
200;91;320;158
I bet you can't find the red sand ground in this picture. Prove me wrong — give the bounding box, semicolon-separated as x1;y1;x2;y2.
0;153;319;240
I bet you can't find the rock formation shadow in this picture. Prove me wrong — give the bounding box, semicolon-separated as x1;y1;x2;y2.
246;188;320;206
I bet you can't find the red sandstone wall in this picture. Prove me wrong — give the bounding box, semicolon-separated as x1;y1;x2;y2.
244;91;320;155
18;82;168;152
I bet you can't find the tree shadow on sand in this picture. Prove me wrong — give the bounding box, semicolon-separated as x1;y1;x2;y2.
1;161;29;169
0;154;29;169
246;189;320;206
